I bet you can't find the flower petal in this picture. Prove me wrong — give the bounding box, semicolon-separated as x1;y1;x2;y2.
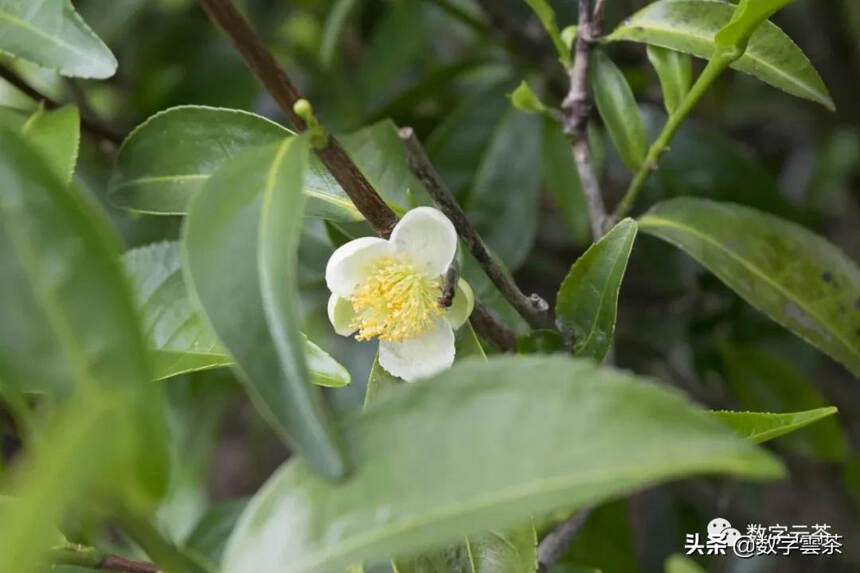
325;236;393;297
390;207;457;277
378;319;455;382
444;278;474;329
327;294;357;336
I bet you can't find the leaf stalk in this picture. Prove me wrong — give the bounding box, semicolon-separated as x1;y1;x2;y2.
612;49;741;220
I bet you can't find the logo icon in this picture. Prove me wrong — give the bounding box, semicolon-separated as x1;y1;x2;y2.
685;518;842;558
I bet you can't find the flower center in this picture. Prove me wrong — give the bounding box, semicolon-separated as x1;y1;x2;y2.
349;255;443;343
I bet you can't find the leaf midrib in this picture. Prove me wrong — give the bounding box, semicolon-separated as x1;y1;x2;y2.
0;9;101;63
112;175;361;216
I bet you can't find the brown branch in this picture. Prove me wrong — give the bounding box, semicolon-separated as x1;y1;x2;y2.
561;0;608;240
537;505;594;572
398;126;554;330
198;0;398;238
197;0;520;350
0;65;122;146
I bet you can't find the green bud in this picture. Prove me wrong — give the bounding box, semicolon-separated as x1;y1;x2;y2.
293;99;313;122
561;26;578;51
293;99;328;149
510;81;547;115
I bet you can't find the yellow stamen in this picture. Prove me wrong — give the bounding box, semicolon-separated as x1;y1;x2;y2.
349;255;443;343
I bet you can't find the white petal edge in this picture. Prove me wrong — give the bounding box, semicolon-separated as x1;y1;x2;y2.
378;319;455;382
390;207;457;277
327;294;357;336
325;236;393;297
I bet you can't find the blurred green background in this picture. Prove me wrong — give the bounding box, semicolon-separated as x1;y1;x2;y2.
1;1;857;571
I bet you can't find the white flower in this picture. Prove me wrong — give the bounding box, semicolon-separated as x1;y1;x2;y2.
325;207;474;382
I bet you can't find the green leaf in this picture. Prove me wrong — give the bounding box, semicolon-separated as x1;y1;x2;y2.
157;379;231;543
0;105;27;129
320;0;359;67
257;136;346;474
467;106;543;268
0;391;116;573
0;106;84;395
721;345;847;459
0;104;80;184
386;326;539;573
714;0;794;52
639;198;860;377
561;26;577;52
605;0;834;110
541;119;589;245
712;407;838;445
464;528;537;573
21;104;80;183
183;137;347;479
664;554;705;573
590;51;648;171
426;82;511;201
0;126;150;396
109;106;360;220
556;219;638;361
646;46;691;115
0;0;117;78
524;0;571;66
394;527;537;573
0;126;167;570
223;356;782;573
185;499;248;565
109;109;433;223
355;1;424;104
122;241;350;387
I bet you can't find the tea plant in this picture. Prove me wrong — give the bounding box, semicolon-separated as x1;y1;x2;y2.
0;0;856;572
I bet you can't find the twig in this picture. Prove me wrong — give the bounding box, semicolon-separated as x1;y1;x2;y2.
0;65;122;145
561;0;608;240
198;0;398;238
51;543;160;572
398;126;554;330
537;505;595;572
197;0;520;350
